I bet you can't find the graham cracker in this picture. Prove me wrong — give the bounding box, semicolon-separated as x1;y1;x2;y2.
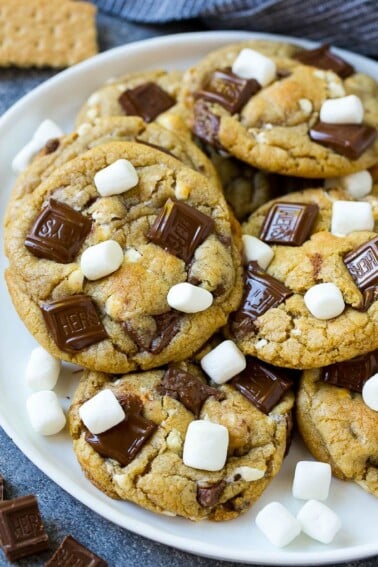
0;0;98;68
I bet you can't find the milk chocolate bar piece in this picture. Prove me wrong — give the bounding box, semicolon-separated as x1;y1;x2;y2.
45;535;107;566
322;349;378;392
119;82;175;123
260;202;318;245
309;122;377;159
196;68;260;113
295;44;354;78
344;236;378;291
192;99;222;148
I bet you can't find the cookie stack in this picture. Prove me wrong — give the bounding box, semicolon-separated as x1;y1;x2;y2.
4;39;377;522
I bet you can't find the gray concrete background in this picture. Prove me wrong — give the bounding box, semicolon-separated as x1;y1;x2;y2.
0;10;377;567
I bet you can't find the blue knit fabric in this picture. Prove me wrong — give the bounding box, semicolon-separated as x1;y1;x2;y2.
93;0;378;55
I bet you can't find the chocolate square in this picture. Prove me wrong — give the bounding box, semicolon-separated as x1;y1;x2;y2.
147;198;214;263
118;82;175;123
197;480;226;508
192;99;221;148
322;349;378;393
260;202;318;245
0;495;49;561
344;236;378;291
309;121;377;160
25;199;92;264
196;68;260;113
294;44;354;78
45;535;107;567
231;357;295;414
41;295;107;353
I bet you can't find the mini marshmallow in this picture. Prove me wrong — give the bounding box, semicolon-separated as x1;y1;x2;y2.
304;283;345;320
80;240;124;281
297;500;341;544
12;118;63;173
255;502;301;548
25;346;61;391
167;282;213;313
32;119;64;145
331;201;374;236
200;340;246;384
242;235;274;269
320;95;364;124
326;170;373;199
232;48;276;86
362;373;378;411
94;159;138;197
183;420;229;471
79;389;125;435
26;390;66;436
292;461;332;501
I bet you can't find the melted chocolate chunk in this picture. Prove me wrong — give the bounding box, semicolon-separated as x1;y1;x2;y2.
150;311;182;354
44;138;60;155
158;366;225;416
45;535;107;567
0;475;4;501
294;44;354;78
309;121;377;159
197;481;226;508
196;68;260;114
344;236;378;291
0;495;49;561
322;349;378;392
192;99;221;148
260;202;318;245
359;286;378;311
25;199;92;263
85;394;156;467
147;198;214;264
41;295;107;353
231;357;295;414
233;262;293;328
118;82;175;123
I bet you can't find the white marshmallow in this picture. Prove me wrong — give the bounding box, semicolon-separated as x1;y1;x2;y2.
79;389;126;435
326;170;373;199
255;502;301;548
167;282;213;313
12;139;40;173
12;118;63;173
94;159;138;197
242;235;274;269
331;201;374;236
25;346;61;391
297;500;341;544
183;420;229;471
320;95;364;124
200;340;246;384
362;373;378;411
80;240;124;281
292;461;332;501
304;283;345;320
232;48;276;86
32;119;64;145
26;390;66;436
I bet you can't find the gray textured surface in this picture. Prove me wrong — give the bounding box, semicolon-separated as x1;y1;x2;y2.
0;10;377;567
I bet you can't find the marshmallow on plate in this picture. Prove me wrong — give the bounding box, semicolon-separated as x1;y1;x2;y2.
80;240;124;281
25;346;61;391
320;95;364;124
304;283;345;320
362;373;378;411
167;282;213;313
331;201;374;236
79;389;125;435
26;390;66;436
255;502;301;548
297;500;341;544
232;48;276;86
325;170;373;199
200;340;246;384
242;235;274;269
183;420;229;471
94;159;138;197
292;461;332;501
12;118;63;173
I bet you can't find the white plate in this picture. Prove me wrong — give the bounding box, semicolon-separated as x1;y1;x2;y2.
0;31;377;565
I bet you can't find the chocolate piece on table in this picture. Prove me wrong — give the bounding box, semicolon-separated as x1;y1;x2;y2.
309;121;377;160
25;199;91;263
260;202;318;245
322;349;378;392
147;198;214;264
294;44;354;78
118;82;175;123
196;68;260;114
159;366;225;416
197;481;226;508
0;476;3;501
231;357;295;414
86;394;157;467
344;236;378;291
192;98;222;148
41;295;107;353
45;535;107;567
0;495;49;561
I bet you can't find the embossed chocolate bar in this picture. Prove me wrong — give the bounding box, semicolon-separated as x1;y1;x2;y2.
322;349;378;392
295;44;354;78
344;236;378;291
196;68;260;113
260;202;318;245
309;122;377;159
118;82;175;123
